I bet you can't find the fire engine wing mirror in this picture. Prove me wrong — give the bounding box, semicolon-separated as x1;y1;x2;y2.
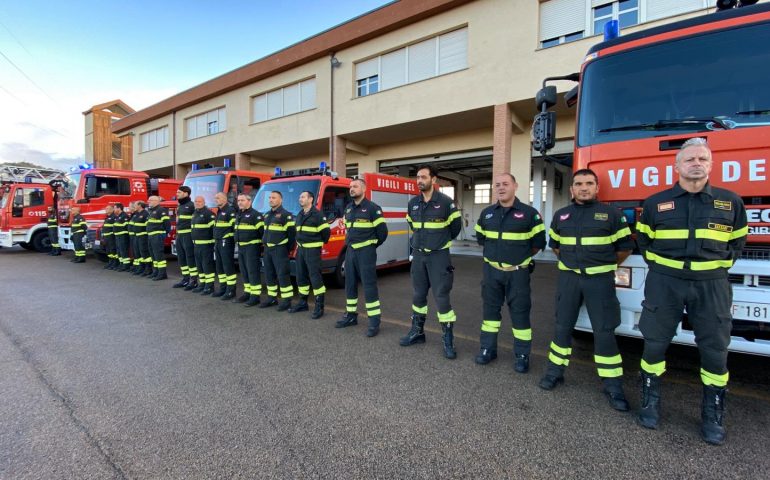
535;86;558;112
565;85;579;108
85;176;97;198
532;111;556;154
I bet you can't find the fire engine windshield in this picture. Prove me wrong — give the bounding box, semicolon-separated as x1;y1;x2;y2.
62;173;81;199
183;174;224;208
578;21;770;147
252;180;320;216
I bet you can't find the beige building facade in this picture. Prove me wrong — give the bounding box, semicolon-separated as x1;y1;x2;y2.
111;0;716;238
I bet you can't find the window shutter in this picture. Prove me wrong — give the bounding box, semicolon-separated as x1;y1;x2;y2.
380;48;406;90
186;118;196;140
646;0;704;22
267;90;283;119
408;37;437;83
141;133;149;152
539;0;586;41
218;107;226;131
253;95;267;122
283;84;300;115
356;58;378;81
438;27;468;75
195;115;206;137
300;78;316;111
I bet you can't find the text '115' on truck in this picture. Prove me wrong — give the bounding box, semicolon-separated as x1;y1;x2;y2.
252;164;417;286
0;164;65;252
533;2;770;356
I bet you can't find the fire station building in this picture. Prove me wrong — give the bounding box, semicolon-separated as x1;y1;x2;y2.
110;0;715;240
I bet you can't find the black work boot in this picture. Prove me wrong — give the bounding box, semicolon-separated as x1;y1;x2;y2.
149;268;159;279
638;372;662;429
311;295;325;319
701;385;727;445
366;316;380;337
259;297;278;308
539;363;565;391
173;276;190;289
289;296;309;313
335;312;358;328
141;265;152;277
602;377;630;412
211;285;226;298
441;323;457;359
185;278;198;291
132;265;143;275
514;354;530;374
51;248;61;256
191;281;204;293
244;295;261;307
399;314;426;346
474;332;497;364
221;286;236;301
277;299;292;312
235;292;250;303
153;268;168;281
201;284;213;295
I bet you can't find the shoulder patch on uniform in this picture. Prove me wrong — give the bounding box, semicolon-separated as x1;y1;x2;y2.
657;201;675;212
287;215;293;220
412;205;419;210
559;213;570;221
346;208;351;213
376;210;382;215
513;212;524;219
534;214;540;221
485;213;494;219
322;216;326;221
594;212;608;221
714;200;732;211
450;203;455;209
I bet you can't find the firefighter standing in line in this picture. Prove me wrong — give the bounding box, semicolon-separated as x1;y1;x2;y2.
101;205;115;268
234;193;264;307
70;206;87;263
538;169;633;412
191;196;216;295
291;190;330;318
635;137;747;445
47;206;61;256
473;173;546;373
146;196;171;281
213;192;238;300
126;202;138;273
335;178;388;337
173;186;197;290
260;191;296;311
132;201;151;276
400;165;462;359
112;203;130;270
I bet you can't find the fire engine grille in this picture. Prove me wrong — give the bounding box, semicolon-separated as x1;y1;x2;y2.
728;274;770;286
86;230;97;244
740;246;770;261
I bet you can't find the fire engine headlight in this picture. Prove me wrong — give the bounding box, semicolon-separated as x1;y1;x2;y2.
615;267;632;288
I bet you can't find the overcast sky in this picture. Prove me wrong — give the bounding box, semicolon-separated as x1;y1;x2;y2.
0;0;392;171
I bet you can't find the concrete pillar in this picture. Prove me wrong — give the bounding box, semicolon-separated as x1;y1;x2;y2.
332;135;346;175
531;157;544;210
544;160;556;225
235;153;251;171
492;104;513;196
174;163;189;180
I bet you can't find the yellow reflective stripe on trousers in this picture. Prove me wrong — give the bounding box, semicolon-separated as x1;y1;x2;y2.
640;359;666;376
550;342;572;356
700;368;729;387
436;310;456;323
481;320;501;333
512;328;531;341
594;354;622;365
346;298;357;312
548;352;569;366
412;305;428;314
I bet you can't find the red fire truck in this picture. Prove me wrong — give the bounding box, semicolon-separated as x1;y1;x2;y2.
0;165;65;252
252;165;417;286
533;2;770;355
57;164;181;252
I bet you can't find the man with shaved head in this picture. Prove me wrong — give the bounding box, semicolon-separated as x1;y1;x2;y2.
146;195;171;280
191;195;216;294
212;191;238;300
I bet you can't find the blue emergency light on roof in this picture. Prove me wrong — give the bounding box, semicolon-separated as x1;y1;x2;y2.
319;161;327;171
191;164;199;171
24;176;33;183
275;167;282;176
77;162;93;170
69;166;78;173
604;20;619;41
224;158;232;168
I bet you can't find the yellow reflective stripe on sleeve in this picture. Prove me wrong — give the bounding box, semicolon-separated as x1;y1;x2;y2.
297;224;328;233
351;239;378;249
636;222;653;237
614;226;632;240
548;228;561;242
371;217;385;227
690;259;734;270
729;225;748;240
447;210;461;221
178;215;193;220
193;239;215;244
193;222;215;228
700;368;729;387
267;224;289;231
481;320;501;333
298;241;323;248
266;239;289;247
644;251;684;269
640;359;666;376
474;223;484;234
236;224;260;230
557;236;577;245
238;239;262;246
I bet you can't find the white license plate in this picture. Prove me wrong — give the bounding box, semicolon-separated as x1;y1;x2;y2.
732;302;770;321
94;240;101;246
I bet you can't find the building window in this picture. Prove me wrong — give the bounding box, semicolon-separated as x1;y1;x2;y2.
112;141;122;159
540;30;584;49
439;185;455;200
474;183;490;204
252;78;316;123
185;107;226;141
593;0;639;35
140;126;169;152
354;27;468;98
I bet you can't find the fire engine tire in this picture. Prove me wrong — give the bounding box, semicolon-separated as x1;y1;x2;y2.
32;231;52;253
19;242;35;251
333;249;346;288
96;252;109;263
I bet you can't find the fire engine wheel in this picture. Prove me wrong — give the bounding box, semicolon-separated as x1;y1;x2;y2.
334;249;346;288
19;242;35;251
32;231;52;252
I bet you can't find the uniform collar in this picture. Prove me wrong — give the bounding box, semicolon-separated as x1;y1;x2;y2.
672;181;713;200
494;197;522;210
418;189;440;204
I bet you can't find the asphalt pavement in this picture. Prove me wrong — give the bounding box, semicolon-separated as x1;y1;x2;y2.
1;247;769;479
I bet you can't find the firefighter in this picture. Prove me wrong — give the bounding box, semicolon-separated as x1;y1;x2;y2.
70;206;87;263
47;206;61;256
101;205;115;268
291;190;330;318
473;173;546;373
260;191;296;311
146;195;171;280
335;178;388;337
191;195;216;294
132;201;151;276
538;169;633;412
234;193;264;307
173;186;197;289
126;202;139;273
112;203;130;270
635;138;747;445
213;192;237;299
400;165;462;359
